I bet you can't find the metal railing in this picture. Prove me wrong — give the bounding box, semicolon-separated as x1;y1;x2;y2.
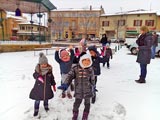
0;40;51;45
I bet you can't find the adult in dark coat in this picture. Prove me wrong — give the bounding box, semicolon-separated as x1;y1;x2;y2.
135;26;152;83
29;52;56;116
100;34;108;47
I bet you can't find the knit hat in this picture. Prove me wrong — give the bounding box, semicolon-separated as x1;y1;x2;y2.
79;52;92;68
39;52;48;64
59;49;70;62
106;43;110;47
88;45;98;53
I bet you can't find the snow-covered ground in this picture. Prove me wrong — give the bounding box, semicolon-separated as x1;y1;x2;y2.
0;46;160;120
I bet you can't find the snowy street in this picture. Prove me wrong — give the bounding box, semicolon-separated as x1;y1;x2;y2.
0;46;160;120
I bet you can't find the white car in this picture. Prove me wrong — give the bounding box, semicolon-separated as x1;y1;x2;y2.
129;36;160;57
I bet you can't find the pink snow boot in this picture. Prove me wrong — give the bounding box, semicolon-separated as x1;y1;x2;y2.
72;111;79;120
82;111;89;120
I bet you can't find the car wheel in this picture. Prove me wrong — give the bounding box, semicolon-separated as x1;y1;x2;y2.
131;47;137;55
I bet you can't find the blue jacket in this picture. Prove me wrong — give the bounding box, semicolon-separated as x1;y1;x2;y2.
55;49;74;74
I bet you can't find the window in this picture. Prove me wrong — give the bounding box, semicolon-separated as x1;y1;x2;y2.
145;20;154;26
118;20;125;26
133;20;142;26
102;21;109;26
21;26;25;30
137;14;140;17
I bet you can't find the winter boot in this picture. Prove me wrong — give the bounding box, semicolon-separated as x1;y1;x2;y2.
33;109;39;117
44;106;49;112
67;93;72;99
91;93;96;104
72;111;79;120
82;111;89;120
62;92;66;98
135;76;146;83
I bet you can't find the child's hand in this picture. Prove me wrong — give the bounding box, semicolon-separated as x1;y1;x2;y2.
53;85;56;92
38;76;44;83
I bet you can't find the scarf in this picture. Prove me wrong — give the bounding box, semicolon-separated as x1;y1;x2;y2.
35;64;52;75
136;33;146;46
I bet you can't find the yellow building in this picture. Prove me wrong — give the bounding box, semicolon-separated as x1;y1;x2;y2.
156;13;160;32
0;10;48;41
50;6;105;41
0;9;7;40
100;10;157;40
0;10;27;41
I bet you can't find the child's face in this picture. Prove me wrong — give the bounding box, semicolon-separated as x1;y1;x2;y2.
61;54;70;62
40;63;48;68
82;58;91;67
89;50;96;57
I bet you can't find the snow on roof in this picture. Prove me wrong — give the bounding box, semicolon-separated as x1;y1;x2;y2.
7;14;27;20
18;22;47;27
156;11;160;16
52;7;102;12
102;9;157;16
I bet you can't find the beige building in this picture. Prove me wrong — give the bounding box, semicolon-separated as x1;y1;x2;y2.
50;6;105;41
18;22;48;41
100;10;158;40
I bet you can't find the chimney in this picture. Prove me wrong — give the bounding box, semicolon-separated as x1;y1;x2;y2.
90;5;92;10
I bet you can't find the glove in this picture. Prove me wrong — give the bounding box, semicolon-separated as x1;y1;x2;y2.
57;84;68;91
53;85;56;92
93;85;98;92
38;76;44;83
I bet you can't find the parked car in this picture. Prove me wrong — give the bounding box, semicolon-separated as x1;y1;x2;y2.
129;36;160;57
124;37;137;48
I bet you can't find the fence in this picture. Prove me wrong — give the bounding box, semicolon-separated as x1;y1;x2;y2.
0;40;51;45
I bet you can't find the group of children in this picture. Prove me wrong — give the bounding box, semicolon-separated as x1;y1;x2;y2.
29;43;112;120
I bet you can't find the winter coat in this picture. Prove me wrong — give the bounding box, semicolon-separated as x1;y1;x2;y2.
101;47;112;59
91;55;104;76
152;34;158;46
88;45;104;75
136;33;152;64
64;65;95;99
29;64;56;100
55;49;74;74
100;36;108;44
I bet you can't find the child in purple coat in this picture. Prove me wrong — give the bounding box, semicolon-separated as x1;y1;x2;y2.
29;52;56;117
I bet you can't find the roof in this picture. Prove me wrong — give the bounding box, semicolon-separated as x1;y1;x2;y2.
101;9;157;17
0;0;57;13
52;7;102;12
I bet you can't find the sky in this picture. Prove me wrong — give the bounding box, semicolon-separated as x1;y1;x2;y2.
0;42;160;120
52;0;160;13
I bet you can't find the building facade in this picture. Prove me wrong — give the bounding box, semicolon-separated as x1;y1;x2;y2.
17;23;48;41
50;6;105;41
100;10;157;40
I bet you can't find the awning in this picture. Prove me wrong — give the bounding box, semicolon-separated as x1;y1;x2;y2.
126;31;139;35
0;0;57;13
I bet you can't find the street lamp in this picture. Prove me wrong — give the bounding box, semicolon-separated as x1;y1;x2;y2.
43;13;46;42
